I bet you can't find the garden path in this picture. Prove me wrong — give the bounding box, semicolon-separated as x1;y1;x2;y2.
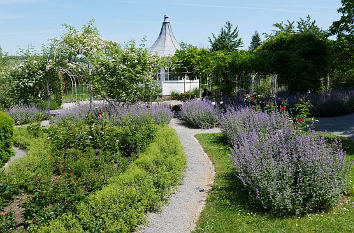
137;118;221;233
314;113;354;140
2;146;26;170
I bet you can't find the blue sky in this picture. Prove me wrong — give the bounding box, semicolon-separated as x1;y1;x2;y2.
0;0;342;55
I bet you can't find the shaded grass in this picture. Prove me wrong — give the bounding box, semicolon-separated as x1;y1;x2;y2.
194;133;354;233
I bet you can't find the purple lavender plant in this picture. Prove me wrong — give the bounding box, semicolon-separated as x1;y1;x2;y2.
148;104;173;125
219;107;291;144
6;105;49;125
230;128;349;215
180;99;219;128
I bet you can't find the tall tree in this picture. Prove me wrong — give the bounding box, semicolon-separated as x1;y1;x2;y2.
209;21;243;51
249;31;262;51
264;16;326;39
329;0;353;38
329;0;354;88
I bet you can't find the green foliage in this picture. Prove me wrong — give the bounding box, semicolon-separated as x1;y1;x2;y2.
3;49;64;108
170;88;200;101
0;210;17;232
264;15;327;39
0;111;14;167
249;31;262;51
292;98;316;131
329;0;353;38
330;35;354;89
93;41;161;103
35;126;186;232
257;32;331;93
209;21;243;51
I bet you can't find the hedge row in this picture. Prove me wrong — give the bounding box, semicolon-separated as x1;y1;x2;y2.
0;111;14;167
31;126;186;232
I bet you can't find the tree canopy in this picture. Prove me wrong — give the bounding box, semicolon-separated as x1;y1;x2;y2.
209;21;243;51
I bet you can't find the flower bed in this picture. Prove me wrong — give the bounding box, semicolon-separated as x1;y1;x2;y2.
0;104;180;231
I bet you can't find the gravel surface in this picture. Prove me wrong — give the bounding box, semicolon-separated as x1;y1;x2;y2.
137;118;221;233
314;113;354;140
2;146;27;170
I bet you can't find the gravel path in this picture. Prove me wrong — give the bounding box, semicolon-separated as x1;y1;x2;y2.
2;146;27;170
137;118;221;233
314;113;354;140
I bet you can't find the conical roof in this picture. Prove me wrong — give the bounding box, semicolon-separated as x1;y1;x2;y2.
149;14;181;57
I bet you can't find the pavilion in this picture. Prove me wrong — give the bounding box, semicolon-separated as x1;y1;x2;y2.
149;14;199;96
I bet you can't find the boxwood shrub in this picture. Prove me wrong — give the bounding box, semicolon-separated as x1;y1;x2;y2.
32;126;186;232
0;111;14;167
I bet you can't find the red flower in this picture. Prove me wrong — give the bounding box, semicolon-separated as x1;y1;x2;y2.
58;161;62;163
84;153;87;154
48;158;53;161
281;107;286;111
1;212;5;216
81;157;85;159
69;173;72;176
103;110;107;112
298;118;303;123
264;102;269;105
85;162;89;165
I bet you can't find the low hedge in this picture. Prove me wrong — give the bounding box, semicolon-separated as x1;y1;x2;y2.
0;111;14;167
31;126;186;232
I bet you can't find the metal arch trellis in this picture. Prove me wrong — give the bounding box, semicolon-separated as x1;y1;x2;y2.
60;68;80;104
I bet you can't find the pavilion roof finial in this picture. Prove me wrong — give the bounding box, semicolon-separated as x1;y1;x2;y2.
149;14;181;57
164;14;169;23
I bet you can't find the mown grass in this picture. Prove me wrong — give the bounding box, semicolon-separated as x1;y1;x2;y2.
194;133;353;233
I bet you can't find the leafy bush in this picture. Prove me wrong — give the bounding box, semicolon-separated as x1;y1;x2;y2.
276;89;354;117
170;88;200;101
49;115;157;157
6;105;49;125
180;99;219;128
229;128;349;216
313;98;352;117
32;126;186;232
0;111;14;167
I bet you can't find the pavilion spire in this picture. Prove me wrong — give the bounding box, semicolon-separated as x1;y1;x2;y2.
149;14;181;57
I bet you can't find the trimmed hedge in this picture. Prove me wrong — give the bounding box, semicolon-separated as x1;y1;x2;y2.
0;111;14;167
31;126;186;232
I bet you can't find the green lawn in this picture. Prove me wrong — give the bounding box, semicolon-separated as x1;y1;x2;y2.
194;133;354;233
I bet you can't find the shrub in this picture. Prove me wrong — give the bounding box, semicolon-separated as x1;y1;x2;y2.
170;88;200;101
181;99;219;128
6;105;49;125
276;89;354;117
0;111;14;167
219;107;290;144
54;103;173;125
48;115;157;157
148;104;173;125
313;98;352;117
33;126;186;232
229;128;349;216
